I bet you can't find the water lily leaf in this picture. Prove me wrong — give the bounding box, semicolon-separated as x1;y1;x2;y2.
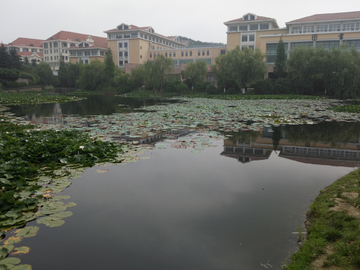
50;196;70;201
96;169;109;173
4;237;22;245
64;202;76;208
55;182;71;188
46;220;65;228
11;246;30;255
16;226;39;238
139;156;150;159
52;211;73;218
12;265;33;270
0;257;21;265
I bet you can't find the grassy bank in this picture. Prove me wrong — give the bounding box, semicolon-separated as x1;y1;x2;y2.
284;168;360;269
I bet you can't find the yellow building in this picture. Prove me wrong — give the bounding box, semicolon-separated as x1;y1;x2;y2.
224;11;360;75
104;23;226;72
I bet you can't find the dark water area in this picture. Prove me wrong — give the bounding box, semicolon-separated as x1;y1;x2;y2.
9;95;180;119
4;97;360;270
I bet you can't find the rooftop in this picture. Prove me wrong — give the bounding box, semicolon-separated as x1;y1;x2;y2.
9;37;44;47
287;11;360;24
46;31;108;48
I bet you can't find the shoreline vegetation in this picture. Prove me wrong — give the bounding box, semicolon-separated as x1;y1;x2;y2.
1;91;360;269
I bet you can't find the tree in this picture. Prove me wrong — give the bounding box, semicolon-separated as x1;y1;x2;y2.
35;62;55;86
8;47;22;70
77;60;106;91
104;48;115;81
183;60;207;90
0;44;11;68
273;38;287;78
212;46;267;92
24;57;29;65
129;64;147;90
144;55;173;91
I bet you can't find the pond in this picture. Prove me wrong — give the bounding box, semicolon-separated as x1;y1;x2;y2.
3;96;360;270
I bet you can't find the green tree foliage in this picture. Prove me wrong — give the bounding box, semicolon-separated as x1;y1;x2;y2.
24;57;29;65
8;47;22;70
144;55;173;91
104;48;115;81
273;38;287;78
77;60;106;91
129;64;147;89
183;60;207;90
0;68;20;81
114;67;132;93
251;79;275;94
212;46;267;92
57;61;80;88
35;62;56;86
287;45;360;98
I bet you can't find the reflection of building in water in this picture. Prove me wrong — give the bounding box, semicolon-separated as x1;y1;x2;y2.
26;103;65;125
221;126;360;167
45;103;64;125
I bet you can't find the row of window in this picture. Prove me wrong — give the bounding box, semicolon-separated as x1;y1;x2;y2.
118;42;128;49
69;50;105;57
119;51;128;58
44;42;76;49
22;48;39;52
283;146;359;158
229;23;270;32
149;49;211;58
109;32;184;49
172;58;212;66
119;60;128;67
266;39;360;63
44;55;64;61
291;22;360;34
242;34;255;42
44;49;70;55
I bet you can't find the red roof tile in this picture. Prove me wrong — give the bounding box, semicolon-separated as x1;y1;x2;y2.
17;51;43;57
46;31;107;48
10;37;44;47
287;11;360;24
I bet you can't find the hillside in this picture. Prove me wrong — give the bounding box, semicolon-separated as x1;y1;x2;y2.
178;36;225;48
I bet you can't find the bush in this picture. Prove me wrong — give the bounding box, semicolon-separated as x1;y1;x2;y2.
0;68;20;82
274;78;292;94
205;83;218;95
251;79;275;94
1;81;27;89
43;85;55;92
163;80;182;93
292;78;314;95
226;87;238;94
176;82;190;94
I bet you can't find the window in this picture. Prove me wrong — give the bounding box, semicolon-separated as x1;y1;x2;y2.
242;35;248;42
356;23;360;30
124;42;128;48
190;51;192;56
50;50;52;54
124;51;128;57
290;42;313;51
165;52;167;57
119;60;124;66
229;26;237;32
239;25;248;31
100;51;104;56
198;50;200;56
50;56;53;60
202;50;205;56
260;23;269;30
140;46;142;49
316;41;339;50
65;56;68;60
343;23;355;31
124;34;130;38
140;55;142;58
329;24;340;32
249;24;258;31
316;25;328;32
250;15;255;20
303;25;315;33
150;53;152;58
116;34;122;39
291;26;302;33
78;51;83;56
70;51;76;57
173;52;176;57
181;51;184;57
185;51;188;56
85;51;90;56
207;50;209;56
92;50;98;56
125;60;128;64
221;49;226;54
169;52;172;57
119;43;122;48
119;52;123;57
249;35;255;41
266;42;288;64
54;42;58;47
62;43;67;48
131;32;137;38
23;48;29;52
344;39;360;51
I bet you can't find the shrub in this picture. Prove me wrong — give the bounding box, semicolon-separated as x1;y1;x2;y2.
205;83;218;94
292;78;314;95
251;79;275;94
274;78;292;94
176;82;190;94
1;81;27;89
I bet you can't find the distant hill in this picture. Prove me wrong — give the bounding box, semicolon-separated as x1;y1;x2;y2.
178;36;225;48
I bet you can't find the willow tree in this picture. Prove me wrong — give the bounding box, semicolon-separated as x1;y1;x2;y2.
183;60;207;90
212;46;267;92
144;55;173;91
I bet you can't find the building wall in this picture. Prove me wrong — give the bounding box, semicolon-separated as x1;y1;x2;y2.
69;56;105;64
227;32;241;50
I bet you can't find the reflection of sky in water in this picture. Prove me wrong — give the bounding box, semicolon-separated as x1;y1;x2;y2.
19;137;354;270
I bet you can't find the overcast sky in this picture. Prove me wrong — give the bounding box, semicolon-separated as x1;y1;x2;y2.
1;0;359;45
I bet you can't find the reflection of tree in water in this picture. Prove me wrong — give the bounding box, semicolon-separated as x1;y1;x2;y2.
282;122;360;147
272;126;282;150
221;130;261;145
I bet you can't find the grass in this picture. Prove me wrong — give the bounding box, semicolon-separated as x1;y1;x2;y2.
284;168;360;269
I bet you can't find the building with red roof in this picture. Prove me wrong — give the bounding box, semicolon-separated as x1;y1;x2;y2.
5;37;45;64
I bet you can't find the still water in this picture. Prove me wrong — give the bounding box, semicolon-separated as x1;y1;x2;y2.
8;97;360;270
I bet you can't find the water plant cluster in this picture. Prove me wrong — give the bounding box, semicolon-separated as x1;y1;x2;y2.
0;92;83;105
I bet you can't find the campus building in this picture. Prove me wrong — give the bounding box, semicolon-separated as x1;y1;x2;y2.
225;11;360;75
5;37;44;64
42;31;107;75
104;23;226;72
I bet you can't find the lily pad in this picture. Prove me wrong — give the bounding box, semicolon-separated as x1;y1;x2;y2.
12;265;33;270
0;257;21;265
11;246;30;255
16;226;39;238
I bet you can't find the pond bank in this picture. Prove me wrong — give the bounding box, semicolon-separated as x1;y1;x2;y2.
284;168;360;269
